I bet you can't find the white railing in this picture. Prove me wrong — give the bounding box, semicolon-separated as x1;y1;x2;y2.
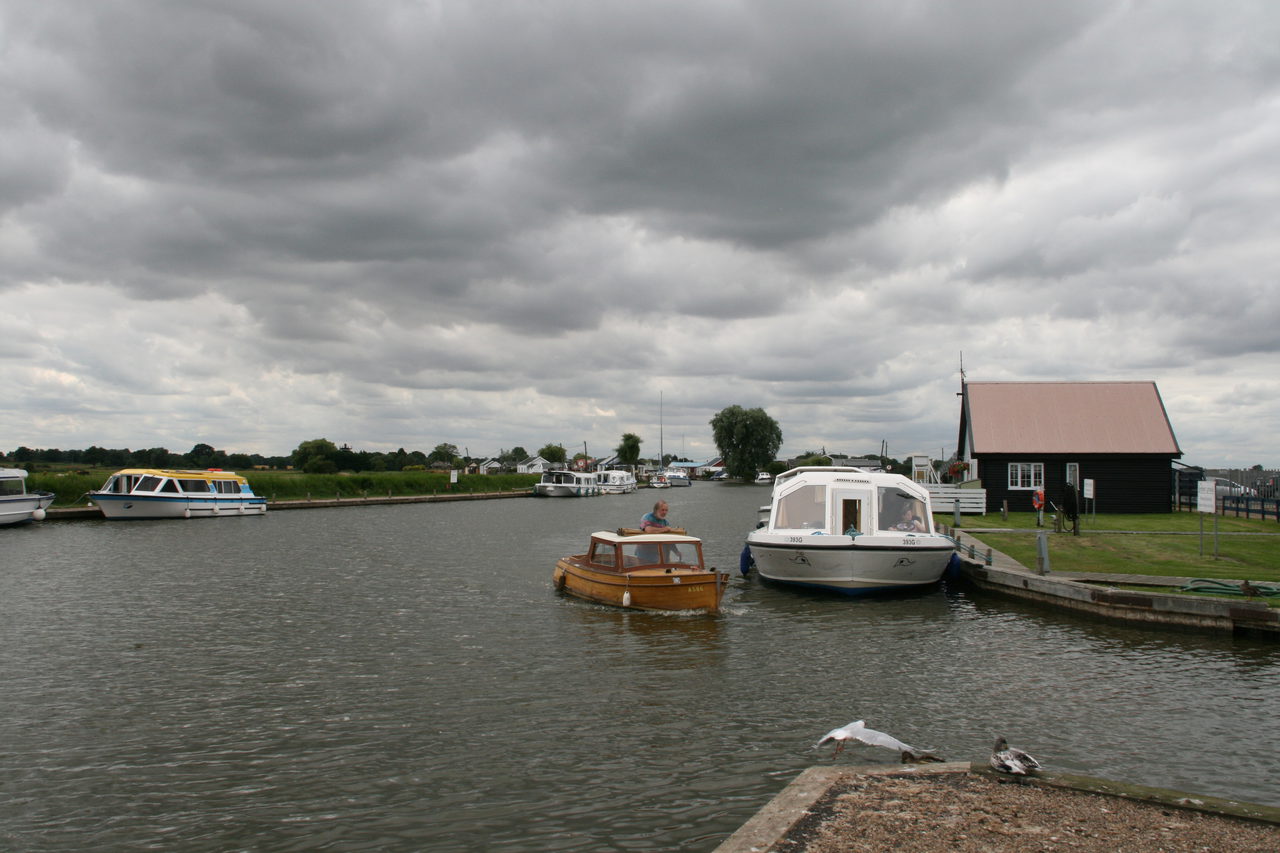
925;484;987;515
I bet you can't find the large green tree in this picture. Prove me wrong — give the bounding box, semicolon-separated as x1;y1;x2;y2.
428;443;460;465
292;438;339;471
615;433;642;467
710;405;783;480
538;444;567;464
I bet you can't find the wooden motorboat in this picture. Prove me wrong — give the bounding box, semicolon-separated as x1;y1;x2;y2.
553;530;729;613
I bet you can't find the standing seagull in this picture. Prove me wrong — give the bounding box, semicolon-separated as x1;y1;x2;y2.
815;720;940;762
989;737;1041;775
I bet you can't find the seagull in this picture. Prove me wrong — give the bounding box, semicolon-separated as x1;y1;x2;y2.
814;720;940;762
989;737;1041;775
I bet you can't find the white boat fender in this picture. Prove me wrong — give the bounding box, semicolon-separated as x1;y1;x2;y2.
32;508;46;521
183;508;191;519
622;590;632;607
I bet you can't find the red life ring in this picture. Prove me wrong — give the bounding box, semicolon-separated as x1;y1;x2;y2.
1032;489;1045;510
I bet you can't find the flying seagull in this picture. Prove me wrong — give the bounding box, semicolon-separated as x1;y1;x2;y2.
814;720;941;762
989;737;1041;775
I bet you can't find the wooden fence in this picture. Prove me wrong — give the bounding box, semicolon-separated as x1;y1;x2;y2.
925;484;988;515
1173;493;1280;521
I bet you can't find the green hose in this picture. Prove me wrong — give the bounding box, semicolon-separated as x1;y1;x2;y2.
1180;578;1280;597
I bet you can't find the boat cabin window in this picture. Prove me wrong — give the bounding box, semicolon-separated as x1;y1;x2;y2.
621;541;694;569
178;479;213;493
588;541;620;571
135;476;164;492
103;474;138;494
0;479;22;496
213;480;242;494
160;479;180;493
879;488;928;533
774;484;826;529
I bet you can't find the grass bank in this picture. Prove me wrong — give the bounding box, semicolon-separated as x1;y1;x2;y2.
944;510;1280;590
27;469;540;507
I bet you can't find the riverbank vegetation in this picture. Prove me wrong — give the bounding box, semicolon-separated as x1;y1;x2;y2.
27;469;539;506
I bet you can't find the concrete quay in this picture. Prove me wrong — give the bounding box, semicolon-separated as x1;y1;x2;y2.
951;532;1279;638
713;763;1280;852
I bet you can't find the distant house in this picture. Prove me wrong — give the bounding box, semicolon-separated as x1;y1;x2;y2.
695;457;724;477
956;381;1182;514
516;456;552;475
475;458;504;475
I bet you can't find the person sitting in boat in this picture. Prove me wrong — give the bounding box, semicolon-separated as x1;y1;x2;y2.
891;501;926;532
636;500;672;564
640;500;671;533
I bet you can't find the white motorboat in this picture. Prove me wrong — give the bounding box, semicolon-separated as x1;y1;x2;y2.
754;472;773;485
662;468;692;486
597;469;637;494
533;470;600;497
745;466;955;595
87;469;267;519
0;468;55;526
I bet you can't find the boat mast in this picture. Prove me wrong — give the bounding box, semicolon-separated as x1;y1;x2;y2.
659;391;664;467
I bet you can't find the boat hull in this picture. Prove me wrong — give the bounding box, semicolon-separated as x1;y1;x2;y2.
534;484;596;497
553;558;727;613
90;494;268;520
746;534;953;595
0;492;55;526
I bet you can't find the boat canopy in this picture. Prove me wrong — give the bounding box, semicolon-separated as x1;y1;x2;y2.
586;530;704;571
767;467;934;535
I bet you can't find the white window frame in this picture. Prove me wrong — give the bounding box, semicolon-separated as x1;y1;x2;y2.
1008;462;1044;490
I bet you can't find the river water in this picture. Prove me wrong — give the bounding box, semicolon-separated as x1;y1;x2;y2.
2;484;1278;851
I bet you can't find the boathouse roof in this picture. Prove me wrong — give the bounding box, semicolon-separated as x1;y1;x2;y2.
961;381;1181;456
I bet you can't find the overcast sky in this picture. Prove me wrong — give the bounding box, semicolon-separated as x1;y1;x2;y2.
3;1;1277;468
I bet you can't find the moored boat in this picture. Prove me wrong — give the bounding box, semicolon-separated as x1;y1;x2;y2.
597;469;637;494
662;467;692;486
754;471;773;485
553;530;729;613
745;466;954;595
0;468;55;526
87;469;267;519
533;470;600;497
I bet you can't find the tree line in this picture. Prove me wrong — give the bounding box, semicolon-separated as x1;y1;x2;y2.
5;403;801;478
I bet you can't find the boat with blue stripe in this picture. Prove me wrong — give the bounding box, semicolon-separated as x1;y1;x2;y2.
88;469;267;519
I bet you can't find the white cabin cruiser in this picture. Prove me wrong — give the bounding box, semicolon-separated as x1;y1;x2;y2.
662;467;692;486
533;470;600;497
0;468;55;526
596;469;637;494
745;467;955;595
88;469;267;519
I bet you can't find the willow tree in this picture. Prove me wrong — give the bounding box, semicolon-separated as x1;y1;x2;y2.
710;405;783;480
615;433;643;467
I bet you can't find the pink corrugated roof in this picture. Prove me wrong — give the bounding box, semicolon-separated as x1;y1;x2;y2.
966;381;1181;455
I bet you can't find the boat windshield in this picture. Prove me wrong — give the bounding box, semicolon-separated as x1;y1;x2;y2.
622;541;695;569
879;488;929;533
773;484;826;530
0;478;23;496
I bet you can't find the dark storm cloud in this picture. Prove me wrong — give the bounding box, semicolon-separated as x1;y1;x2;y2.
1;0;1277;465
